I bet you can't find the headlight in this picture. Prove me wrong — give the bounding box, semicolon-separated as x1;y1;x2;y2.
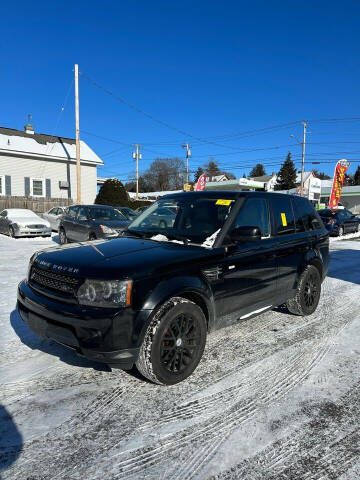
27;253;38;281
99;225;117;234
77;279;132;307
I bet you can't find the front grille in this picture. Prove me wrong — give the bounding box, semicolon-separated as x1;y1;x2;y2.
27;224;45;229
30;265;80;296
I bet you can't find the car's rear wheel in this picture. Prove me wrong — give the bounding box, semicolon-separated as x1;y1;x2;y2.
89;233;97;241
136;297;207;385
8;226;15;238
286;265;321;316
59;228;68;244
338;226;344;236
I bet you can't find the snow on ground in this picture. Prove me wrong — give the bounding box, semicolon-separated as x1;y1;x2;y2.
0;232;360;479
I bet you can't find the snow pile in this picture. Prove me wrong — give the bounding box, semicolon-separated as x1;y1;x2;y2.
330;231;360;242
150;234;184;244
202;229;220;249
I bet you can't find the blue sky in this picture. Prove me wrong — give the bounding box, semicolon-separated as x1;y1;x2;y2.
2;0;360;181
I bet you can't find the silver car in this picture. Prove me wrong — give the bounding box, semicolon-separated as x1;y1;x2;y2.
0;209;52;238
42;206;66;231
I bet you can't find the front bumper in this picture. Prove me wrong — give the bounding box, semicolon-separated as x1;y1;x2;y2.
14;226;52;237
17;280;141;369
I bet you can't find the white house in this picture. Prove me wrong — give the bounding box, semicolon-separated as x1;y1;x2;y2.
296;171;322;201
0;121;103;204
249;173;278;191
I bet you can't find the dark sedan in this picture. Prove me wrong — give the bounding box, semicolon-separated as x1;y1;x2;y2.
115;206;137;221
59;205;130;244
318;208;360;236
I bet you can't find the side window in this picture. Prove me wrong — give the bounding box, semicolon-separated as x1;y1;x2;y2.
292;199;306;233
77;207;88;220
49;207;57;215
294;197;322;231
271;197;296;235
234;197;270;237
68;206;79;218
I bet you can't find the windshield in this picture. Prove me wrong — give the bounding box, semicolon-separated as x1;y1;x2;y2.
88;207;126;221
8;209;37;218
127;196;235;244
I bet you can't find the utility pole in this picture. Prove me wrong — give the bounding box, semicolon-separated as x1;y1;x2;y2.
182;143;192;183
300;121;307;197
132;144;142;199
74;64;81;203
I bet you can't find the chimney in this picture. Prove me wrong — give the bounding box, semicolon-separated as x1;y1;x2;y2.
24;114;34;135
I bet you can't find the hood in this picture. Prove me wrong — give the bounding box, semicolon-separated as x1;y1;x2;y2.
11;217;50;227
34;237;220;279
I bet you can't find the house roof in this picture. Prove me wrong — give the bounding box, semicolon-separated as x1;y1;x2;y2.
249;174;275;182
295;171;313;184
0;126;103;165
205;174;228;182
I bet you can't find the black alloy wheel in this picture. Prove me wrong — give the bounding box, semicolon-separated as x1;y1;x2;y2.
160;313;202;374
89;233;97;241
286;265;321;316
135;298;207;385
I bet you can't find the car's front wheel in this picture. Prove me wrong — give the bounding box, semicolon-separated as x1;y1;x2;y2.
286;265;321;316
59;228;68;244
8;226;15;238
136;297;207;385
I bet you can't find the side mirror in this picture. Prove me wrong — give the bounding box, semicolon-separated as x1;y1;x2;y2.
230;226;262;243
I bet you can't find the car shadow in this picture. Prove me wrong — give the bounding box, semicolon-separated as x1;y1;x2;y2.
326;249;360;286
0;404;22;479
10;309;109;372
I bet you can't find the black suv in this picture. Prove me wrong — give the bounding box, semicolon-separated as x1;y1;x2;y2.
18;192;329;385
58;205;130;244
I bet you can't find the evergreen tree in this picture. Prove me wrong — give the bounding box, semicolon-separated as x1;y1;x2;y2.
194;167;204;182
353;166;360;185
95;179;129;206
275;152;297;190
204;159;221;180
249;163;266;177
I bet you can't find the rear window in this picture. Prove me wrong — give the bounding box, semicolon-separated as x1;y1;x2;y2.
271;197;295;235
234;197;270;236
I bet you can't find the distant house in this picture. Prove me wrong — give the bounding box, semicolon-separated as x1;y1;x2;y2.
205;174;229;182
295;171;322;200
249;173;277;191
0;121;103;204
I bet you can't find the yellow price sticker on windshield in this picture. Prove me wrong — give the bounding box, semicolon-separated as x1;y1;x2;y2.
281;212;287;226
216;199;233;206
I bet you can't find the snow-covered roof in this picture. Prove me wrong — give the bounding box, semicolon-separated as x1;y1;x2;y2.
128;190;182;199
0;127;103;165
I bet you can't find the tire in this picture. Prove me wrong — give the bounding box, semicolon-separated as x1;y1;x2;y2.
159;220;167;229
89;233;97;241
286;265;321;316
136;297;207;385
357;223;360;233
9;226;15;238
59;228;68;245
338;226;344;237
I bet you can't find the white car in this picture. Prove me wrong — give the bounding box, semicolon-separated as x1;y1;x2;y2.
0;209;51;238
42;206;66;231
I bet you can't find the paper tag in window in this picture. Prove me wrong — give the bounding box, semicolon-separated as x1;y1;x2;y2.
281;213;287;226
216;199;233;206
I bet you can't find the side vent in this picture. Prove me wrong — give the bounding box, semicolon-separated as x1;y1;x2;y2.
202;266;222;281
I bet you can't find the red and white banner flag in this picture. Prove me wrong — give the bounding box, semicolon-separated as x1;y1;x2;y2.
195;173;207;191
329;159;350;209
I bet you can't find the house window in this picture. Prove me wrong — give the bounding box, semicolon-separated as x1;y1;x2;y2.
0;175;4;195
31;178;45;197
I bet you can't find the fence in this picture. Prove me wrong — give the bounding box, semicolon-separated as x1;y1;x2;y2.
0;196;73;214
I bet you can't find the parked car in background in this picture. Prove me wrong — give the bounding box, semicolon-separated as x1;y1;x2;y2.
318;208;360;236
42;206;66;231
0;209;51;238
59;205;130;244
115;206;137;221
135;205;149;216
139;206;176;229
19;192;329;385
